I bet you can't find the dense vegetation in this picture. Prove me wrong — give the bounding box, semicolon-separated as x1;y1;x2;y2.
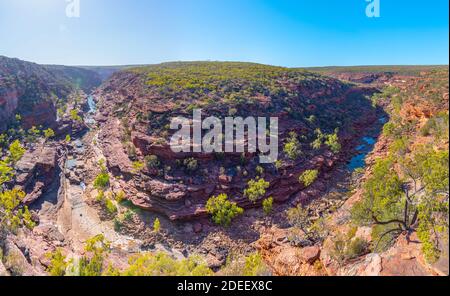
352;69;449;262
0;139;35;237
45;234;269;276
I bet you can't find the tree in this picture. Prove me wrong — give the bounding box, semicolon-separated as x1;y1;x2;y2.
299;169;319;187
352;147;449;259
244;178;270;203
206;194;243;227
283;131;301;160
351;158;405;250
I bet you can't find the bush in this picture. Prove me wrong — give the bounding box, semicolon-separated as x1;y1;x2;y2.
104;198;117;215
262;197;273;215
70;109;82;121
206;194;244;227
331;230;369;264
43;128;55;139
219;253;271;276
114;190;126;203
244;178;270;203
78;234;110;276
311;129;324;150
183;158;198;173
382;122;396;137
283;131;301;160
93;172;110;189
145;155;160;169
299;169;319;187
96;190;105;202
420;113;449;140
45;249;68;276
153;218;161;233
255;165;264;176
324;130;341;153
8;140;25;163
122;252;213;276
132;161;145;173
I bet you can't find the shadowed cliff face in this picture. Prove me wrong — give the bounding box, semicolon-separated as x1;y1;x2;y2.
0;56;103;131
93;62;385;220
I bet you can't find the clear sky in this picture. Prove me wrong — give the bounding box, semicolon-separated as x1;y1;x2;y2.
0;0;448;67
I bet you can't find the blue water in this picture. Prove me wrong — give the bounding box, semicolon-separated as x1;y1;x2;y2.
356;144;366;151
87;95;97;113
362;137;376;145
347;136;376;172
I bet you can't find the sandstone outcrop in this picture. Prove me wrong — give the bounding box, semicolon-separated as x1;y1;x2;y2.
93;63;382;220
15;144;58;205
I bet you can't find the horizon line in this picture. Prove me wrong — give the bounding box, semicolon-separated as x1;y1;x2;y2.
2;55;449;69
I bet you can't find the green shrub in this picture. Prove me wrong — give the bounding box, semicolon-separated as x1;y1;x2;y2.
122;252;213;276
8;140;25;163
331;230;369;264
244;178;270;203
283;131;301;160
70;109;82;122
220;252;271;276
132;161;145;173
183;158;198;173
324;130;341;153
382;122;396;137
145;155;161;169
255;165;264;176
262;197;273;215
104;198;117;215
114;190;126;203
153;218;161;232
93;173;110;189
43;128;55;139
45;249;68;276
299;169;319;187
206;194;244;227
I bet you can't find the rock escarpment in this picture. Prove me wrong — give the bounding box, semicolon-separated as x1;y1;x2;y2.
0;56;102;131
93;62;383;220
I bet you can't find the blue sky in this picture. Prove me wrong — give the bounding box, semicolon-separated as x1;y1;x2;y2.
0;0;448;66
